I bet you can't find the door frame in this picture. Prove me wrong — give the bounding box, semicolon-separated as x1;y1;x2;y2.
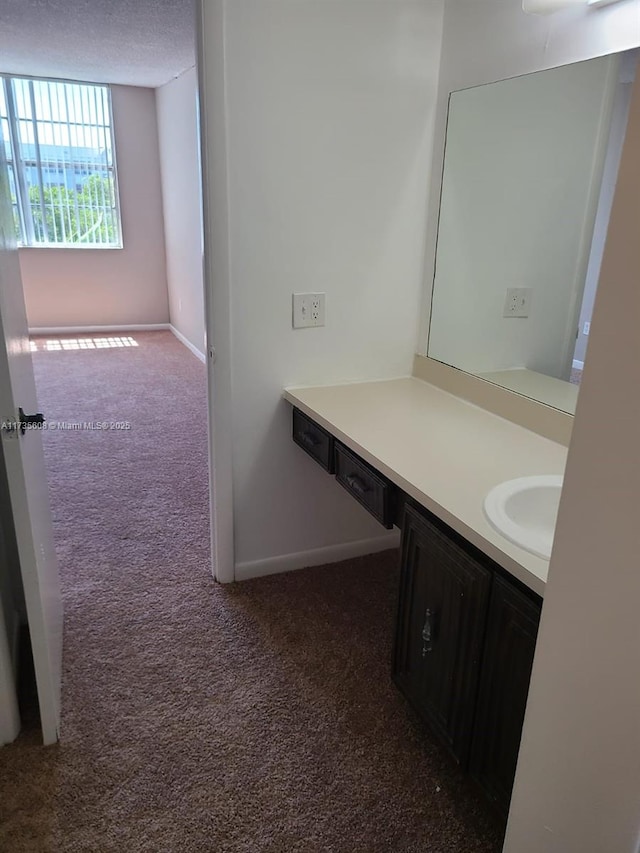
198;0;235;585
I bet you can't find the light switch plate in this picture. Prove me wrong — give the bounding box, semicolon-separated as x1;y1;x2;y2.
292;293;326;328
503;287;532;318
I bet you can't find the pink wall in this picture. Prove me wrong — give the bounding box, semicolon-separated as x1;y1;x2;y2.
20;85;170;329
156;67;205;354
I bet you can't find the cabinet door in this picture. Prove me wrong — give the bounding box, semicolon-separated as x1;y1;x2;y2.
470;575;541;820
393;503;492;764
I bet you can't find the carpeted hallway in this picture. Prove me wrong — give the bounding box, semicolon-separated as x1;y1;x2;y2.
0;331;503;852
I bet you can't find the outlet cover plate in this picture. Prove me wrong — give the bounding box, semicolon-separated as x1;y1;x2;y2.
293;293;326;328
503;287;532;318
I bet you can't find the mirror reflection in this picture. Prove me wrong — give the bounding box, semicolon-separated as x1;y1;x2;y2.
427;52;635;414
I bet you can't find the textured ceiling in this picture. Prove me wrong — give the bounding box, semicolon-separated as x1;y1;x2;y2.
0;0;196;88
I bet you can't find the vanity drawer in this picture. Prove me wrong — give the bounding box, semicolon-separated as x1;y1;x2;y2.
334;442;394;529
293;408;335;473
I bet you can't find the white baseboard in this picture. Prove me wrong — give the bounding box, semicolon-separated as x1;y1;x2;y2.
572;359;584;371
234;532;401;582
169;325;206;363
29;323;170;335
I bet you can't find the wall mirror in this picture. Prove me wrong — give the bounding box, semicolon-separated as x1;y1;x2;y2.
426;51;636;415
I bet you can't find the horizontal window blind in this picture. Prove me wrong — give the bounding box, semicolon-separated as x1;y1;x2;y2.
0;76;122;247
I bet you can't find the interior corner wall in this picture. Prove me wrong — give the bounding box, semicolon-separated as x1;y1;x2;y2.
200;0;445;571
418;0;640;354
19;85;170;330
156;68;206;356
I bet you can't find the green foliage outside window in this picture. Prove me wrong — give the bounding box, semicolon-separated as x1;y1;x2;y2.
27;175;117;245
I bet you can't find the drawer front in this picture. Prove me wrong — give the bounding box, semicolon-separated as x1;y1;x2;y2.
334;442;394;528
293;408;334;472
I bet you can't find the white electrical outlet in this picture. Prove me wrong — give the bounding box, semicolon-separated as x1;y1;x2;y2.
583;321;591;336
292;293;326;328
503;287;532;318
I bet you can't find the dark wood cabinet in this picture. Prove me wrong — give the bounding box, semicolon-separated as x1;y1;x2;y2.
289;408;542;820
291;410;397;528
393;500;541;820
393;503;492;763
292;408;335;473
470;576;541;820
334;441;395;529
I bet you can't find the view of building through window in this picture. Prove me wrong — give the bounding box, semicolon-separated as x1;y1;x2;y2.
0;76;121;247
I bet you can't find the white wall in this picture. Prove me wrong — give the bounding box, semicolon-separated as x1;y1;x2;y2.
156;67;206;356
428;56;616;378
419;0;640;351
505;65;640;853
200;0;444;575
20;85;170;329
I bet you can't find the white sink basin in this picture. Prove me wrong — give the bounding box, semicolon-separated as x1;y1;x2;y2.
484;475;563;560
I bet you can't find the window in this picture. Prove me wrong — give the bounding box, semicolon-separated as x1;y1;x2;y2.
0;76;122;248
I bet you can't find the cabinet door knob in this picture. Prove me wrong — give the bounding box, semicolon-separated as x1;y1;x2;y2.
422;608;435;656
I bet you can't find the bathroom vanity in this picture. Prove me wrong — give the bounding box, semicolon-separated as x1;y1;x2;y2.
285;377;567;820
280;42;632;832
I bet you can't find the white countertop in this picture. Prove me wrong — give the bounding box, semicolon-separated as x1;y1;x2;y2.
284;377;568;597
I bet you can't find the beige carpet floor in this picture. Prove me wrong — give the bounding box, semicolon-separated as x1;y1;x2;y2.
0;331;502;852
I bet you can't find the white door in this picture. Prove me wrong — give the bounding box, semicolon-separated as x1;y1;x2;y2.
0;150;62;745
